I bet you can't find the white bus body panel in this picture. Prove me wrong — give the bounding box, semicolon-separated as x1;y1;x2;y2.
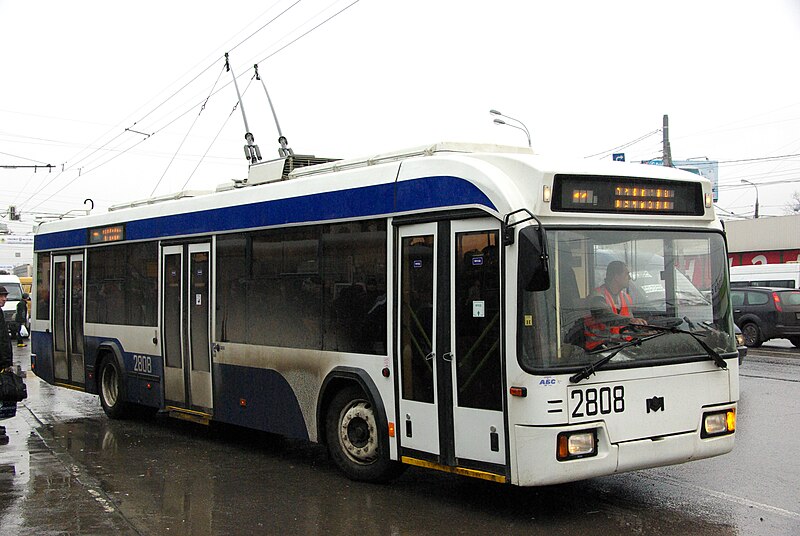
730;263;800;289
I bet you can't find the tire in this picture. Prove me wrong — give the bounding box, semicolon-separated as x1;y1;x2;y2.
741;322;763;348
98;356;134;419
325;385;404;483
789;336;800;348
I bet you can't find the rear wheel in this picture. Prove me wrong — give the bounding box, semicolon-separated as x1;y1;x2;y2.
325;386;404;483
741;322;763;348
789;336;800;348
98;356;134;419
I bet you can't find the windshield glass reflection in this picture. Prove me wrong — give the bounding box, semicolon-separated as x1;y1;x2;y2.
519;229;735;371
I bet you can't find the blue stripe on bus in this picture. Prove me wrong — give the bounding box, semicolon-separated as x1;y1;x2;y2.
34;176;496;250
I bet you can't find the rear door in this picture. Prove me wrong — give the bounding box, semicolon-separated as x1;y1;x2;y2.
52;253;85;387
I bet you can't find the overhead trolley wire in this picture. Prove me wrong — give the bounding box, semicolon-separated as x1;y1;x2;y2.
150;64;227;197
55;2;300;177
180;79;254;191
21;0;361;213
227;0;304;55
24;136;152;213
584;129;661;159
256;0;360;63
18;1;306;212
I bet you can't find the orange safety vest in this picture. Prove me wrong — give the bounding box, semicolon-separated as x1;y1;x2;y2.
584;286;634;351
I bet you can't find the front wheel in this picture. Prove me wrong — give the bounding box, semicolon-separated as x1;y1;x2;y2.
741;322;763;348
325;386;404;483
98;357;134;419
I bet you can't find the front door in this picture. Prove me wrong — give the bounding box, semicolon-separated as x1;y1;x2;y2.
52;253;85;386
397;219;506;468
450;220;505;465
161;243;213;413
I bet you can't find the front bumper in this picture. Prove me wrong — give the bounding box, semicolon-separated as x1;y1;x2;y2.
512;406;736;486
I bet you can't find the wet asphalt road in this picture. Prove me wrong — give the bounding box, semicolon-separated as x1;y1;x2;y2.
1;343;799;536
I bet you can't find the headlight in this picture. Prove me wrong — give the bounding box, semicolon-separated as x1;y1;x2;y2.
735;333;745;346
557;429;597;461
701;409;736;438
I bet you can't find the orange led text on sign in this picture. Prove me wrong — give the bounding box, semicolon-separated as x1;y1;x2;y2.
90;225;124;243
613;185;676;211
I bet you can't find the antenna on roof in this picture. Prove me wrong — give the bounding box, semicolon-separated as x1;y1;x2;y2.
254;64;293;158
225;53;261;164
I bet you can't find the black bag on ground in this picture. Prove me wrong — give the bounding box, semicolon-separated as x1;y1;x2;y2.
0;371;27;402
0;401;16;419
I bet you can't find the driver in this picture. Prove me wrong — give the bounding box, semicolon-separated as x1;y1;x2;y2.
584;261;648;350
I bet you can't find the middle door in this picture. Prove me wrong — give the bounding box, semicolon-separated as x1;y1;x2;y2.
162;242;214;413
397;220;506;468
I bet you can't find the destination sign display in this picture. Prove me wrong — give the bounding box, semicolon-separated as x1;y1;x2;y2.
551;175;703;215
88;224;125;244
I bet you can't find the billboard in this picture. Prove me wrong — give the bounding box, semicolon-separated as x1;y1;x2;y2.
641;159;719;202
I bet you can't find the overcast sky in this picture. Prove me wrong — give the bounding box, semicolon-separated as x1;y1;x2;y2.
2;0;799;234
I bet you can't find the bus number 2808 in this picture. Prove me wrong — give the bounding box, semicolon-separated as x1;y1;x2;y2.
571;386;625;417
132;354;153;374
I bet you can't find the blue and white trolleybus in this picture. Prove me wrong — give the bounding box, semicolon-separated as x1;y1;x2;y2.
31;142;737;485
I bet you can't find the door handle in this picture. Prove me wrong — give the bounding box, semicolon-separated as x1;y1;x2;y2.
442;352;453;362
424;352;435;361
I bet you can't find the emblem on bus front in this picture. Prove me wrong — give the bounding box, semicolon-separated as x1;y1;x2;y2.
646;396;665;413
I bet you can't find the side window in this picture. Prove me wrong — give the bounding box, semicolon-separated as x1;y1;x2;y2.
730;292;744;307
746;291;769;306
86;243;158;326
781;291;800;305
215;220;388;354
36;254;51;320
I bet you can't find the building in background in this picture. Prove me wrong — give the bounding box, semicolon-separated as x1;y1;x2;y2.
642;159;720;202
0;234;33;273
726;214;800;266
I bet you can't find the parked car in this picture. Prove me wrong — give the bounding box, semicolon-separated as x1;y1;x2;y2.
734;324;747;364
731;287;800;348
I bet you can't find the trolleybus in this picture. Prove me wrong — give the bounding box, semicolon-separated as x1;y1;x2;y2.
31;142;738;485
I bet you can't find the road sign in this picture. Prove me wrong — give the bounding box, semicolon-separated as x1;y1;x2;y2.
612;153;625;162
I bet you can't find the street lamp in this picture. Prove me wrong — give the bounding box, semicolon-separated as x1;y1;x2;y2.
490;109;531;148
741;179;759;218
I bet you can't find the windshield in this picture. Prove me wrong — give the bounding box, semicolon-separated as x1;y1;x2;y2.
518;229;736;371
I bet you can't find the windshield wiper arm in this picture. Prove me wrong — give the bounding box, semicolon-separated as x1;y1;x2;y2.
640;324;728;369
569;330;670;384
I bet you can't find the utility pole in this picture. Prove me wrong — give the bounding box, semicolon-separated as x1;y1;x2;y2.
662;114;672;167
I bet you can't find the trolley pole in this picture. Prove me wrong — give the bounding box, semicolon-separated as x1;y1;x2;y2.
226;53;261;164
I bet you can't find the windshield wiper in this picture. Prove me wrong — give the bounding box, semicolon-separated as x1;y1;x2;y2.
637;323;728;370
569;330;670;384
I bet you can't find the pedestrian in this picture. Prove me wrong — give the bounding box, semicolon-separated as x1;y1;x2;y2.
15;292;29;347
0;286;13;445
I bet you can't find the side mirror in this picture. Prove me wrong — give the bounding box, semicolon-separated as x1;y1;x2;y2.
518;226;550;291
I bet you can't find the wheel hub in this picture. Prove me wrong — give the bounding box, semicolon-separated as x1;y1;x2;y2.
101;366;118;406
339;401;378;465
